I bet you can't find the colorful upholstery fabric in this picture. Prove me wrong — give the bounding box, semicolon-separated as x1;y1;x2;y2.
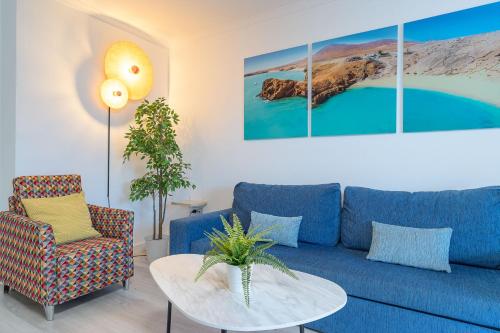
8;195;26;216
56;237;127;303
13;175;83;199
88;204;134;278
0;175;134;308
0;211;57;305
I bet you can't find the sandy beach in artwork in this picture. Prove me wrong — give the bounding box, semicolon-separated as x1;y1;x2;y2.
404;74;499;107
354;29;500;107
353;73;500;107
399;29;499;107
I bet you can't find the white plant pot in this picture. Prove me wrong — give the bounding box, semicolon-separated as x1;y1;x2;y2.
226;264;244;294
145;235;169;263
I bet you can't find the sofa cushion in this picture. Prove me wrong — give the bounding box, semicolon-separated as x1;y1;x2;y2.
56;237;128;302
22;192;102;244
189;238;500;329
272;243;500;329
341;186;500;269
232;182;341;246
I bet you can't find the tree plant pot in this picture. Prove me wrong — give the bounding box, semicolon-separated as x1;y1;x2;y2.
145;235;169;263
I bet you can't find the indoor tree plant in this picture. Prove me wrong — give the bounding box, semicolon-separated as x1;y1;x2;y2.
195;214;297;306
124;97;194;262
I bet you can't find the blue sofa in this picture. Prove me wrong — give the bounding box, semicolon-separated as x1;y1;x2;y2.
170;183;500;333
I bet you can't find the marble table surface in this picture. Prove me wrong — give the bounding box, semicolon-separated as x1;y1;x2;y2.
150;254;347;332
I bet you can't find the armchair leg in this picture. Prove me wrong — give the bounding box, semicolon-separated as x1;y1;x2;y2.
3;285;9;293
122;279;130;290
43;305;55;321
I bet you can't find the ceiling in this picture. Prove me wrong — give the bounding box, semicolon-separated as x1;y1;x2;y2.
59;0;332;46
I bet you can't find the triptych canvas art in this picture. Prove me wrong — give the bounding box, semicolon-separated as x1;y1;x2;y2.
243;2;500;140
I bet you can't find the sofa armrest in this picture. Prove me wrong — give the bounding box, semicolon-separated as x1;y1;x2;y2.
170;208;232;255
0;211;58;305
88;204;134;240
88;205;134;277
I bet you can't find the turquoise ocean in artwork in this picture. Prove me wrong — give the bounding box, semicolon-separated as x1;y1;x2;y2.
404;89;500;132
312;87;396;136
244;71;307;140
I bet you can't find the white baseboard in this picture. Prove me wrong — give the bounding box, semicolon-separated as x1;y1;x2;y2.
133;242;146;256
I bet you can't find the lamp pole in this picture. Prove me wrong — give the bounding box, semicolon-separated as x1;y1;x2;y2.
107;106;111;208
100;78;128;208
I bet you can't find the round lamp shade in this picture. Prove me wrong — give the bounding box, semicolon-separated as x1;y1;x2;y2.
104;41;153;100
100;79;129;109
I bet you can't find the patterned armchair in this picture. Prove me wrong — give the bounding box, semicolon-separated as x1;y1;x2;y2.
0;175;134;320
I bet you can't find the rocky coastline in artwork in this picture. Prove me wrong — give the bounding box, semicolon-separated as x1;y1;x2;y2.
248;39;398;107
259;78;307;100
251;30;500;108
404;31;499;77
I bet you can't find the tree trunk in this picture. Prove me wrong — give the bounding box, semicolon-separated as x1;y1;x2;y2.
152;191;157;240
158;190;163;240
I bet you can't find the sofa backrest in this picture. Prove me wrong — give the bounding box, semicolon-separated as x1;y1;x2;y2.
11;175;83;216
232;182;341;246
13;175;82;199
341;186;500;269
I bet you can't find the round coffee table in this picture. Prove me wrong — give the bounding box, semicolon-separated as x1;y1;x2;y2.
150;254;347;333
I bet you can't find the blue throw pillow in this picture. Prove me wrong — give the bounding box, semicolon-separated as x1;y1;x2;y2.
367;221;453;273
249;211;302;248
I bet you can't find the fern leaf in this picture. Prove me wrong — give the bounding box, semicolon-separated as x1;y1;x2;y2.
251;252;298;280
195;255;224;281
248;241;276;256
241;265;252;306
220;215;234;237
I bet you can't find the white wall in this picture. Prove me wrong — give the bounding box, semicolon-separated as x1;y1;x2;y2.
15;0;175;246
169;0;500;212
0;0;17;210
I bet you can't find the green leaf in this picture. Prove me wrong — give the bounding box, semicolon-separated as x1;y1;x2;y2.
195;255;224;281
195;213;298;306
251;252;298;280
241;264;252;306
123;97;195;236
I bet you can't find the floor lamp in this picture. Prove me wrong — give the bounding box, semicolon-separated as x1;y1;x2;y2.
100;40;153;207
100;79;128;207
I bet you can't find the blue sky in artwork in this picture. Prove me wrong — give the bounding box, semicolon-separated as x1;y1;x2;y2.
405;2;500;42
312;26;397;53
244;45;307;74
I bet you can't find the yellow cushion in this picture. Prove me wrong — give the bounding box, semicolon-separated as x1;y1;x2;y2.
21;192;101;244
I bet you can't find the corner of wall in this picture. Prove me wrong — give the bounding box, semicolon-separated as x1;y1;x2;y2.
0;0;17;210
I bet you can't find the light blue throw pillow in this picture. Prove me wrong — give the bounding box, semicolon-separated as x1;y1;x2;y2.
249;211;302;248
367;221;453;273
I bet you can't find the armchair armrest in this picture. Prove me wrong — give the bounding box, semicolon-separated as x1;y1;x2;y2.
170;208;232;255
87;204;134;240
0;211;57;305
88;205;134;278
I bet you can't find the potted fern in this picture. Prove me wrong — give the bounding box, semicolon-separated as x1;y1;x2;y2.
124;98;194;262
195;214;297;306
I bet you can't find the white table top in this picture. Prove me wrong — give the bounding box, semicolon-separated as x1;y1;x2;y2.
150;254;347;332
